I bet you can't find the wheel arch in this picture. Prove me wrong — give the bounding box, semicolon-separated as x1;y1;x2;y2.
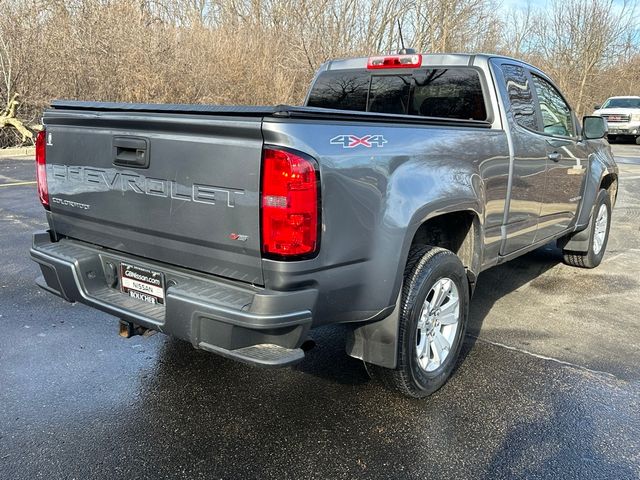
559;180;614;253
600;172;618;207
574;152;617;230
407;209;483;287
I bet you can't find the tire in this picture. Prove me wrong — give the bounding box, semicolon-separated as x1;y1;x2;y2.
607;135;617;144
562;189;612;269
366;246;469;398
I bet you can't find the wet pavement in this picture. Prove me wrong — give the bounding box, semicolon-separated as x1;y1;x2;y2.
1;146;639;479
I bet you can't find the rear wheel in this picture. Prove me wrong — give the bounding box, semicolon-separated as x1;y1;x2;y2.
562;189;611;269
366;246;469;398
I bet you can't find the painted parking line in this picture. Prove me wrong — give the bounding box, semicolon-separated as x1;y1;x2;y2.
0;181;36;187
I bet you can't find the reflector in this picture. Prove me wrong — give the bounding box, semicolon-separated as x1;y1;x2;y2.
35;130;49;209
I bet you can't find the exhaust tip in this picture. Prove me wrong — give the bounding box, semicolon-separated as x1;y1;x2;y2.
300;338;316;352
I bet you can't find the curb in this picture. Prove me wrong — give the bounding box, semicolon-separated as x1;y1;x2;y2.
0;147;35;158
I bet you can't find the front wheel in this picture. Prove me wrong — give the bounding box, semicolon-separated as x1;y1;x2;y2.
366;246;469;398
562;189;612;269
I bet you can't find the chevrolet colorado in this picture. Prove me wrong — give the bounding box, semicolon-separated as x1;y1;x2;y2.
31;53;618;397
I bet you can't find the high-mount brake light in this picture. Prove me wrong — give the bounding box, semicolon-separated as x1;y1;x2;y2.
261;147;319;258
367;54;422;69
35;130;49;209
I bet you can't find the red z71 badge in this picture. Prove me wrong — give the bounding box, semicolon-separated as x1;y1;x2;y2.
330;134;387;148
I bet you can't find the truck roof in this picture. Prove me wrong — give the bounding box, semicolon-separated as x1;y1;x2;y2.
323;53;536;71
605;95;640;99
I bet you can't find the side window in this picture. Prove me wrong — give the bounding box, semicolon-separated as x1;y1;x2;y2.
501;64;538;131
531;75;575;137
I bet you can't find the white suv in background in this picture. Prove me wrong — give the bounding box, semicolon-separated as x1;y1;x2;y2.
593;96;640;144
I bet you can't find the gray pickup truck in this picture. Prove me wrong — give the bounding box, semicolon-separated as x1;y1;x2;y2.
31;53;618;397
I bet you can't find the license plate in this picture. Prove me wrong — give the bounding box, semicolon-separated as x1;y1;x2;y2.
120;262;165;305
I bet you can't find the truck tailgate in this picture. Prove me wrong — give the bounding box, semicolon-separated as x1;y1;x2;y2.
44;108;264;285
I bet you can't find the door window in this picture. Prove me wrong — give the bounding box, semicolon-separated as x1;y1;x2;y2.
531;75;575;137
501;64;538;131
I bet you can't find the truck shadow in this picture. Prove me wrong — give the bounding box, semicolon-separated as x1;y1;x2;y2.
153;243;563;389
461;243;563;359
298;242;564;386
467;244;562;336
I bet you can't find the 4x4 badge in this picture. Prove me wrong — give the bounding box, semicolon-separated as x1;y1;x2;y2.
330;134;387;148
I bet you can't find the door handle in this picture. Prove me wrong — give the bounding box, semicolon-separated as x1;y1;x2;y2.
113;136;149;168
547;152;561;162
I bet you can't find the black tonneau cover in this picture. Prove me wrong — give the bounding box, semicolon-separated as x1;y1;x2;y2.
50;100;492;128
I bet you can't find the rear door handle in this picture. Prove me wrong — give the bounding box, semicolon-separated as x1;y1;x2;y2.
113;136;149;168
547;152;561;162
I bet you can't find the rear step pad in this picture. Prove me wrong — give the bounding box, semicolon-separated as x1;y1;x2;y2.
199;342;305;368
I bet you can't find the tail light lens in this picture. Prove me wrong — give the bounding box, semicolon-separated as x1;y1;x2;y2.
35;130;49;209
261;147;319;258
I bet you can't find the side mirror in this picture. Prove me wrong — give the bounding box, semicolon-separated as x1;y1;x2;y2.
582;116;608;140
594;104;601;110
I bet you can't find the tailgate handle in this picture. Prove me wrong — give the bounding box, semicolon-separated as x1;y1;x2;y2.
113;136;149;168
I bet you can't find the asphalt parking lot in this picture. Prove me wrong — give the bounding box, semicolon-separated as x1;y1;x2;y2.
1;144;639;479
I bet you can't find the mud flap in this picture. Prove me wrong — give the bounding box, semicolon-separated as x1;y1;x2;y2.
345;293;401;369
557;214;593;253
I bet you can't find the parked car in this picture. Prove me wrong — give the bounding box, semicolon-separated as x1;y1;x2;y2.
593;96;640;144
31;53;618;397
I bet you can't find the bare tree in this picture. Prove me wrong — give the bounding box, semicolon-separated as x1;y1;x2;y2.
0;93;34;144
532;0;639;115
499;1;536;59
0;0;638;148
404;0;501;53
0;31;12;106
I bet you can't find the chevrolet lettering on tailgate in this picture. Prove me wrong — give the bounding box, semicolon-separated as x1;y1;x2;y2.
51;165;244;206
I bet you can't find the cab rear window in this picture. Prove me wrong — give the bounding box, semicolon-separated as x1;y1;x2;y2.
306;68;487;121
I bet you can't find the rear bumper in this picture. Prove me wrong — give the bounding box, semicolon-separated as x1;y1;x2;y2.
30;232;316;367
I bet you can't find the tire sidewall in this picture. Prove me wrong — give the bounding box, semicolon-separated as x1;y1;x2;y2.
402;252;469;395
586;189;612;266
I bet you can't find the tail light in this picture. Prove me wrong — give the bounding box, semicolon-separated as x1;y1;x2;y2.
35;130;49;209
261;147;319;258
367;54;422;69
